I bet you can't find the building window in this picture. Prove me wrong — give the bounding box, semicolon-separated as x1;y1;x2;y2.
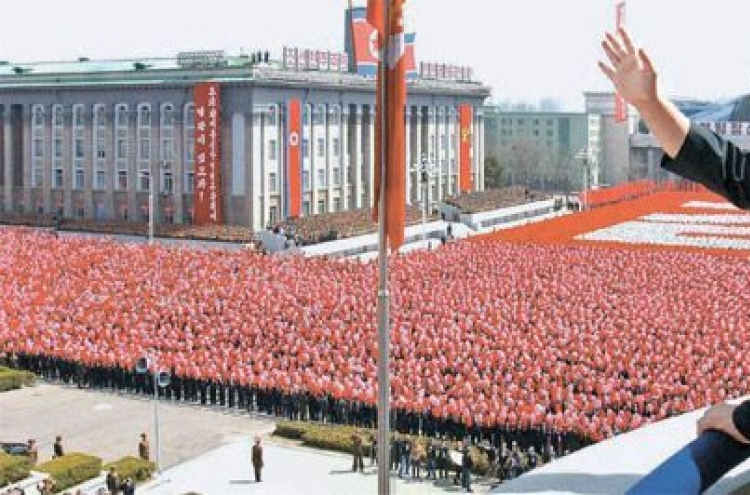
74;169;85;190
302;201;310;216
329;106;340;126
160;103;174;162
162;170;173;194
115;104;129;191
32;168;44;188
314;105;325;126
93;104;107;190
302;139;309;158
31;105;45;188
186;171;194;194
94;170;106;190
269;206;278;225
73;139;84;158
334;197;341;212
317;199;325;214
73;105;84;127
332;138;340;157
333;167;341;186
52;105;63;127
138;104;151;126
139;137;150;160
137;104;151;178
116;104;128;126
303;170;310;191
317;169;326;188
269;172;277;193
33;138;44;157
139;170;150;192
267;105;278;127
53;168;63;189
117;170;128;190
269;140;277;161
317;138;325;157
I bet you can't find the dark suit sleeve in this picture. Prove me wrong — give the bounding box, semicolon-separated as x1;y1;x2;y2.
661;123;750;209
733;401;750;441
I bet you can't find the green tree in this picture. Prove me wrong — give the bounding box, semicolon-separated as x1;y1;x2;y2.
484;155;505;189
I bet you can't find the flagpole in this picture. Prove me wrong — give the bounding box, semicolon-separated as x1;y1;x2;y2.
376;0;392;493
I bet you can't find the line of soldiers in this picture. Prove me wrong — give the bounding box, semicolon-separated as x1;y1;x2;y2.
4;352;588;463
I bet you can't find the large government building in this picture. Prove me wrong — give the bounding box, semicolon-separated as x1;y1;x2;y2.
0;5;490;231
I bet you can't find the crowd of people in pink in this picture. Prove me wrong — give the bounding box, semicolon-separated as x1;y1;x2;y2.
1;226;748;445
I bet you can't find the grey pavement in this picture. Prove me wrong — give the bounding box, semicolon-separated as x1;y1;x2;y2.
142;440;488;495
0;383;274;468
1;384;495;494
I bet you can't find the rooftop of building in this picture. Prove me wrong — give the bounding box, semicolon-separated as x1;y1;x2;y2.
0;51;491;99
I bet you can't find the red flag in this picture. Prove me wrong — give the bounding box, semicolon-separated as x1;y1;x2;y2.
367;0;385;38
372;0;407;251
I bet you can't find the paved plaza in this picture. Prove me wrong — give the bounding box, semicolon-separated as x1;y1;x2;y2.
1;384;496;494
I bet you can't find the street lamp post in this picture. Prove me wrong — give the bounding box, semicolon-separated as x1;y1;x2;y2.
411;153;438;243
136;356;170;477
575;148;590;211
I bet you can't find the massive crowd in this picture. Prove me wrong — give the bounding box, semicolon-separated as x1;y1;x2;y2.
445;187;548;214
276;205;427;246
1;227;749;450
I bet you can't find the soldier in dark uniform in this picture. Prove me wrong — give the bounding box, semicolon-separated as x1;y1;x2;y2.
252;436;264;482
437;440;450;479
351;433;365;473
53;435;64;458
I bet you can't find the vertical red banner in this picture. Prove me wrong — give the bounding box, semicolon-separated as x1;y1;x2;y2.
193;82;223;224
614;1;627;123
371;0;408;251
459;104;473;193
287;99;302;218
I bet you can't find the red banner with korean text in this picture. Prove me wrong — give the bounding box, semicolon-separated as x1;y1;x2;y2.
193;82;223;224
459;104;473;193
614;1;627;123
287;99;302;218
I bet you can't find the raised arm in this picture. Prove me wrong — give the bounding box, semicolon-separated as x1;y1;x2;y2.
598;28;689;158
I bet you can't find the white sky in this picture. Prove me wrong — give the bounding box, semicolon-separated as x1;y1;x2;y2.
4;0;749;110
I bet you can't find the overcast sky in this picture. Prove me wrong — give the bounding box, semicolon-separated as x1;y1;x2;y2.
5;0;749;110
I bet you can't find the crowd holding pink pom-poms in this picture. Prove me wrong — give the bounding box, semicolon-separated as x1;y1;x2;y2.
2;226;750;448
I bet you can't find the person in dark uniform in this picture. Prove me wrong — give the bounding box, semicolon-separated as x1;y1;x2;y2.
351;432;365;473
53;435;64;458
252;436;264;482
106;466;120;495
599;28;750;447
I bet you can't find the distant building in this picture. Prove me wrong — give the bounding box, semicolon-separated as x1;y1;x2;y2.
591;92;750;185
0;5;490;230
484;106;602;192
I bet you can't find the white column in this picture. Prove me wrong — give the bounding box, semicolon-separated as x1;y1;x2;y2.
310;106;319;216
326;106;337;213
353;104;363;209
173;106;185;224
251;107;263;230
413;107;423;203
3;107;11;212
435;108;444;203
366;105;375;209
404;107;411;205
341;106;350;209
21;105;31;213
